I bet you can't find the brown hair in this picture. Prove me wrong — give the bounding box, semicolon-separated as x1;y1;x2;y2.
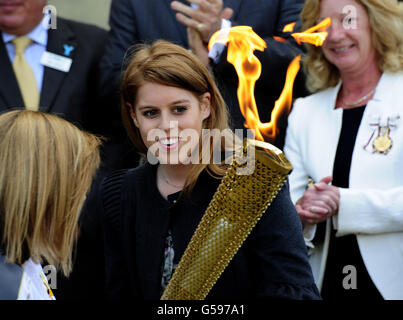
121;40;233;191
0;110;101;276
301;0;403;92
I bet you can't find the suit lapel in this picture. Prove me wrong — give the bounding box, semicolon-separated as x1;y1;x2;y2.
0;35;24;108
40;19;76;113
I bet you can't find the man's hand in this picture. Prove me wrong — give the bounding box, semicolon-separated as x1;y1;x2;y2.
296;176;340;226
187;27;209;66
171;0;233;43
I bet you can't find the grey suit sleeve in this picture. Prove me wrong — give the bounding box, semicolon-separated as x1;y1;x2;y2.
0;254;23;300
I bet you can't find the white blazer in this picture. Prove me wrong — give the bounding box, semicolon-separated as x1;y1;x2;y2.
284;71;403;299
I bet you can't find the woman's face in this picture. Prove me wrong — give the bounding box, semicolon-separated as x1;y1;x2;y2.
130;82;211;165
319;0;377;75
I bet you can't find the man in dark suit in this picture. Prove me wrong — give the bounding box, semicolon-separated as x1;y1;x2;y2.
0;0;108;137
100;0;306;150
0;0;108;300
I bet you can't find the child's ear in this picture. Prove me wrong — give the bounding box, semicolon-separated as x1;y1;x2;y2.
127;103;139;127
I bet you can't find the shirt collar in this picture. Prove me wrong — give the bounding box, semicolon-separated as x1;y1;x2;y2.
2;14;48;46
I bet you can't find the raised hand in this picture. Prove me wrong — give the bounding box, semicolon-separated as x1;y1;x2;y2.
171;0;233;43
187;27;209;65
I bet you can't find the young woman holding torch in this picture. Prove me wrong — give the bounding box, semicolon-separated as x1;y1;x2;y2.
99;40;320;300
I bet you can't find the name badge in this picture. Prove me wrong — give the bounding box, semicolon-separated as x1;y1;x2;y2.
40;51;72;72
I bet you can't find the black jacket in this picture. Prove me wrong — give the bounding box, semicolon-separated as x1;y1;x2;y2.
101;163;321;300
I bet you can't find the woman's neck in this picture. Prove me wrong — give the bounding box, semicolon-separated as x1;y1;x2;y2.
337;63;382;109
340;63;382;94
157;163;194;199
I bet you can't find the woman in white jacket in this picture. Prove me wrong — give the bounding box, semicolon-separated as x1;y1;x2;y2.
284;0;403;299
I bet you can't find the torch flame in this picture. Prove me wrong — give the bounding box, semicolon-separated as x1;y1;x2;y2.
273;36;287;43
210;26;267;141
283;22;296;33
290;17;332;46
209;26;299;142
208;19;331;143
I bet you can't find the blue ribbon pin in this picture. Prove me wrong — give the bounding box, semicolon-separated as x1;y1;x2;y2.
63;44;75;56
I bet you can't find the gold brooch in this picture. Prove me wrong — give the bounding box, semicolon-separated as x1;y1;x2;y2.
364;116;399;155
373;126;392;154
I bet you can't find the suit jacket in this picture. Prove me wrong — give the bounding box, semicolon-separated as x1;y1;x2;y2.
100;164;320;300
99;0;306;149
0;18;108;135
284;71;403;299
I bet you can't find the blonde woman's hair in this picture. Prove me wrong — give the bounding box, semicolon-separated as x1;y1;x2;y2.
0;110;101;276
301;0;403;92
121;40;233;191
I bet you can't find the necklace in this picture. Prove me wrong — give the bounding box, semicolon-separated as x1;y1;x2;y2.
159;168;184;189
341;88;376;107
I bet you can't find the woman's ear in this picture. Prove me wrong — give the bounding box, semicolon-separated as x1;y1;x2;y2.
127;103;139;128
200;92;211;121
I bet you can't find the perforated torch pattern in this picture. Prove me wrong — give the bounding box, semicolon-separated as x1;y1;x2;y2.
161;141;292;300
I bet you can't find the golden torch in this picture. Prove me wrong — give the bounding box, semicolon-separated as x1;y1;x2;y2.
161;20;330;300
